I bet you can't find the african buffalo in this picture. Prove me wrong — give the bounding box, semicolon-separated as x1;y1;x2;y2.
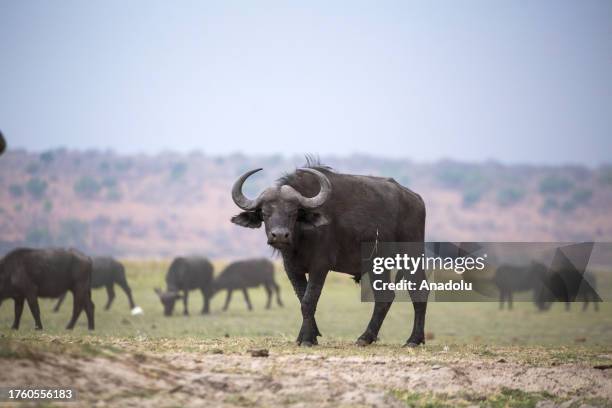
53;256;138;313
231;161;427;347
494;262;547;309
0;248;95;330
155;256;213;316
536;270;600;312
213;258;283;311
0;130;5;155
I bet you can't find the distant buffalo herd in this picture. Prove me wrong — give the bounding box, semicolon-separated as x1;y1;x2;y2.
0;246;282;331
0;141;601;345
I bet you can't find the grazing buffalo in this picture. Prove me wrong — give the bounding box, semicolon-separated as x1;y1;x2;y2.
494;262;547;309
155;256;213;316
53;256;138;313
536;270;600;312
0;248;94;330
213;258;283;311
231;160;427;347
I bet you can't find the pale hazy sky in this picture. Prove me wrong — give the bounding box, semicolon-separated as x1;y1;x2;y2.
1;1;611;165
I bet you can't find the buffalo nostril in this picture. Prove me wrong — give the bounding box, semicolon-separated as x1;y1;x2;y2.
271;233;277;239
284;233;289;238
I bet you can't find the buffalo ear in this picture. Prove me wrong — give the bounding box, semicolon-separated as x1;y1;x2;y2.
231;211;262;228
299;210;330;229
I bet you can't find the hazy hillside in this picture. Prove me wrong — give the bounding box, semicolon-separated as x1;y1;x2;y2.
1;149;611;258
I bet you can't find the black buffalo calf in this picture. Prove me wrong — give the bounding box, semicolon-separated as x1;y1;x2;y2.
213;258;282;311
0;248;95;330
155;256;213;316
53;256;137;313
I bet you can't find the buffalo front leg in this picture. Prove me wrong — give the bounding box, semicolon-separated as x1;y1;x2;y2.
287;272;321;344
12;297;25;330
25;293;43;330
182;291;189;316
298;269;328;347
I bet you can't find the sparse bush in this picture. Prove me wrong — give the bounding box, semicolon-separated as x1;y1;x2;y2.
57;218;89;248
497;187;525;206
539;175;573;194
9;184;23;197
572;188;592;205
26;162;39;174
106;187;122;201
25;225;53;246
74;176;101;198
101;176;117;188
99;161;110;172
462;188;484;207
39;151;54;164
26;177;48;199
540;197;559;213
170;162;187;180
599;167;612;185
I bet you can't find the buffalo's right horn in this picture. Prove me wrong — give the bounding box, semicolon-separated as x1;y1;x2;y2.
232;168;264;210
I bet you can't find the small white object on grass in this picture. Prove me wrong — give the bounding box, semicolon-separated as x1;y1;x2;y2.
131;306;144;316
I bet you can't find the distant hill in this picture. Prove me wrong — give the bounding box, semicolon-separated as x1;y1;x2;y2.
1;149;611;258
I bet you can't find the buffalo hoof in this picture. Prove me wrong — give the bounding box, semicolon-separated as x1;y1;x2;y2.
300;341;315;347
11;326;18;331
35;326;43;331
403;341;423;348
355;338;371;347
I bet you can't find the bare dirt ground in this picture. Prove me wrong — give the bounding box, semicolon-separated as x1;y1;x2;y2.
2;341;612;407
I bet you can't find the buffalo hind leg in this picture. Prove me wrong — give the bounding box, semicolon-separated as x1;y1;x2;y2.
357;301;394;346
405;268;429;347
116;272;136;310
53;292;67;313
12;297;25;330
66;289;85;330
242;288;253;311
223;289;233;311
85;293;95;330
405;302;427;347
104;284;116;310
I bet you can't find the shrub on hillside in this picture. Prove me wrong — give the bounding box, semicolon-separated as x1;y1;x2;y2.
497;187;525;207
539;175;573;194
74;176;101;198
26;177;48;199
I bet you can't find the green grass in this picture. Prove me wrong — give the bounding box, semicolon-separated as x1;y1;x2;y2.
0;259;611;355
392;388;562;408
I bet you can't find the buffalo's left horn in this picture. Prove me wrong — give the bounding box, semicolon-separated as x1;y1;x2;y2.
293;168;332;208
232;168;264;210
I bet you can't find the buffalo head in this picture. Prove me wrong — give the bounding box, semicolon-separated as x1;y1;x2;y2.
154;287;182;316
230;168;332;249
